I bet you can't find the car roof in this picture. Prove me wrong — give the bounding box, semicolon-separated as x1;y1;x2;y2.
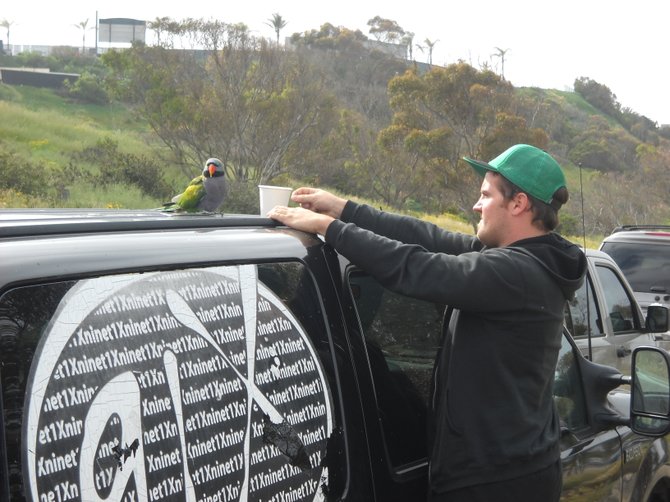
602;225;670;244
584;248;613;260
0;208;279;238
0;208;321;287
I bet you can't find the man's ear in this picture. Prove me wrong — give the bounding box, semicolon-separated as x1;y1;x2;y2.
510;192;532;215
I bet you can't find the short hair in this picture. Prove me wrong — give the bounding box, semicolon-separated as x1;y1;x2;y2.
493;173;568;231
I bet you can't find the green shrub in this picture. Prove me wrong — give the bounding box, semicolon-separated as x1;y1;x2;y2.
0;188;42;208
11;51;54;69
64;72;109;105
69;138;173;199
556;212;580;237
0;144;49;197
222;180;261;214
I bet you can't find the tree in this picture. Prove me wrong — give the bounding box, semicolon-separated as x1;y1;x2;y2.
149;17;171;46
577;143;670;234
74;19;89;53
366;16;405;43
582;170;652;234
573;77;620;118
513;89;569;143
382;63;541;225
266;13;287;46
1;19;13;52
289;24;407;126
325;109;431;208
479;113;547;160
417;38;439;65
619;108;659;144
401;32;415;60
492;47;509;79
568;115;639;172
103;18;338;184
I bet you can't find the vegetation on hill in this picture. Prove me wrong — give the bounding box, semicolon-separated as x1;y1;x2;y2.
1;17;669;241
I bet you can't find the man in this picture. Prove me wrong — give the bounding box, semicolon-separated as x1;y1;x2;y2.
268;144;586;502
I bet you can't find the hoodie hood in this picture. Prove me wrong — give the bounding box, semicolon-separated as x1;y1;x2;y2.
509;233;587;299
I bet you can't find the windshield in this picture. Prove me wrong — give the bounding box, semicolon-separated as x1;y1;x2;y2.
601;242;670;294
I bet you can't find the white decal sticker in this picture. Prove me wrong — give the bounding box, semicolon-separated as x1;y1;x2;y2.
25;265;333;502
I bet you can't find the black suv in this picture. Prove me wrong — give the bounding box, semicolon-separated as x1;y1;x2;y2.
1;209;670;502
600;225;670;313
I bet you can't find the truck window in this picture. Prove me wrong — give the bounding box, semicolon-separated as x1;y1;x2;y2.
0;280;75;501
601;242;670;295
347;272;443;469
554;334;588;432
595;265;639;333
1;262;336;502
565;275;603;338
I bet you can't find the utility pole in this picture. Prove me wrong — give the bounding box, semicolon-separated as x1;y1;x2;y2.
95;11;98;55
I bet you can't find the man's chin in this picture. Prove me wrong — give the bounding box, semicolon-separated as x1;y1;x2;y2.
476;227;494;247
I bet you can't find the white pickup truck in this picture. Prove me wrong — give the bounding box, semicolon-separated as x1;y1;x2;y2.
566;248;670;374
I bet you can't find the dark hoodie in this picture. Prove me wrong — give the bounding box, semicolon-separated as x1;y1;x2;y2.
325;202;587;494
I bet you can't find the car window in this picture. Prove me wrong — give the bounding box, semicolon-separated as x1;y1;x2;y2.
1;262;336;502
554;334;588;432
565;274;603;338
0;280;75;501
601;242;670;294
347;272;443;470
595;265;639;333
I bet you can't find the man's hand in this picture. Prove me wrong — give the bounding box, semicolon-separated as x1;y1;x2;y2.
268;206;335;236
290;188;347;219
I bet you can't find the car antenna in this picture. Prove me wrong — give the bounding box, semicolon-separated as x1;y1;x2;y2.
579;162;593;360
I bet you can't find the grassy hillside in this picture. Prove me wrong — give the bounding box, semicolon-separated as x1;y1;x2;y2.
0;85;149;160
0;84;186;208
0;82;479;228
0;82;612;246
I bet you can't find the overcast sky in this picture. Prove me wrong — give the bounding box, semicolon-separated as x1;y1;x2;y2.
3;0;669;125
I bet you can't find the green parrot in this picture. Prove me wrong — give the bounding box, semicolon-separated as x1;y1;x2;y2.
160;158;227;213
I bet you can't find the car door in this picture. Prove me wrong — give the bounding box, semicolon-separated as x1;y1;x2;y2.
342;268;443;500
555;332;623;501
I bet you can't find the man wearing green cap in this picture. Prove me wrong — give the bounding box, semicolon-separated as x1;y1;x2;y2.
269;144;586;501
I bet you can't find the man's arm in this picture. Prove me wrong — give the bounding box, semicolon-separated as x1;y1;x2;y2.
325;220;526;310
268;187;345;236
290;187;347;219
268;206;334;236
270;186;482;255
340;203;482;255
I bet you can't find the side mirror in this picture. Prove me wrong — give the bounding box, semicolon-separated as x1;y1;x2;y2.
646;304;669;333
631;347;670;436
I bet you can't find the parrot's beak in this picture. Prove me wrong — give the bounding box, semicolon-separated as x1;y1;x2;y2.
208;164;217;177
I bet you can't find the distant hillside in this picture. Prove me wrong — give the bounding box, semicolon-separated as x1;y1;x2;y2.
1;43;669;237
515;84;670;173
0;83;185;210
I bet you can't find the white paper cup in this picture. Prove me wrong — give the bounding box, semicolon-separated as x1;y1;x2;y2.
258;185;293;216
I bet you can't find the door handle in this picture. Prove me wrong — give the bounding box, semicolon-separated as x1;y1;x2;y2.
617;346;632;357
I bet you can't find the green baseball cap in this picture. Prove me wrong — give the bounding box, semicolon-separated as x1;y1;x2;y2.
463;144;566;208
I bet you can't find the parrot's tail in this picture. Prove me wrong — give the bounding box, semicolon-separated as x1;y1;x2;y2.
155;202;180;212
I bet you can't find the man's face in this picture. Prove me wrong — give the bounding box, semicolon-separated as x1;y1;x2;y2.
472;172;512;247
